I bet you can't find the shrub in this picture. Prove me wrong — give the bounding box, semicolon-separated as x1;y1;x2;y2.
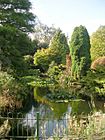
0;71;29;109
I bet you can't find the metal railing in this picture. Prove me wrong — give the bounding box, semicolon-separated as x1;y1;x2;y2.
0;111;40;139
1;110;105;140
0;110;73;140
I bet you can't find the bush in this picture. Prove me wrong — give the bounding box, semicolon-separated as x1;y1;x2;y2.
0;71;30;109
47;61;65;81
34;30;69;72
34;48;53;71
0;71;15;94
91;56;105;70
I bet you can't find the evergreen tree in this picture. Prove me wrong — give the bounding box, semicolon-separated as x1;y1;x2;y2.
50;29;69;64
0;0;36;32
0;26;35;76
34;30;69;71
70;25;91;78
91;26;105;61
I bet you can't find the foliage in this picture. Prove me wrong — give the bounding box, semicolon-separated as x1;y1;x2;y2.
79;71;98;97
93;66;105;96
0;0;36;33
65;111;105;139
34;48;52;71
29;77;55;87
59;71;76;87
0;0;37;110
91;26;105;61
47;86;75;101
47;61;65;81
91;56;105;70
79;66;105;98
0;71;14;93
0;26;35;76
24;55;34;69
70;25;91;79
50;29;69;64
34;21;58;45
0;71;29;97
0;0;36;76
38;42;49;49
34;30;69;72
0;71;29;109
58;65;105;100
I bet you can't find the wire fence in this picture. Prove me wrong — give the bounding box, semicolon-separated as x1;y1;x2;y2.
0;110;105;140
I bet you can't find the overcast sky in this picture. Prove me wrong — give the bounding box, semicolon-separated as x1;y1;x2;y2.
30;0;105;37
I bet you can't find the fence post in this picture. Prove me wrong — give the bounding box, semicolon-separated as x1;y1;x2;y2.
36;112;39;140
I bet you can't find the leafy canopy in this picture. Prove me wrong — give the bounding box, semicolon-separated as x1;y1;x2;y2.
0;0;36;32
34;21;58;45
34;30;69;71
91;26;105;61
0;26;35;75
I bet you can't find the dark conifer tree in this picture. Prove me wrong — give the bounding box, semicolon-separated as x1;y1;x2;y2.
0;0;36;32
70;25;91;78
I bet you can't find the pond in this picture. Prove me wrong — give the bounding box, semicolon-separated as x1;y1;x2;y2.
18;87;105;138
1;86;105;139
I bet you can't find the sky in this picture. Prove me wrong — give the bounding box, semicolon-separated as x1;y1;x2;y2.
30;0;105;37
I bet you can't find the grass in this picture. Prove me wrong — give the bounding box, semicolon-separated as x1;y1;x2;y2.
47;111;105;140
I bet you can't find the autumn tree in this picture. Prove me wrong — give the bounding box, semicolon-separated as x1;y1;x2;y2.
91;26;105;61
70;25;91;79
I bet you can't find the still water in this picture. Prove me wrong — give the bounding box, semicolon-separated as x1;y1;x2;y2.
3;86;104;139
19;87;105;138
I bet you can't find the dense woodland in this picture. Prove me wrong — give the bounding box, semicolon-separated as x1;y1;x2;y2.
0;0;105;111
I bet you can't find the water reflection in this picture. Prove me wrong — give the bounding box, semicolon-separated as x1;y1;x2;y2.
23;87;104;138
34;87;69;118
34;87;92;117
33;87;105;116
2;86;105;139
